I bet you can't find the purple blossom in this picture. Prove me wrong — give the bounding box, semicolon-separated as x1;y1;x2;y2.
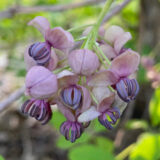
21;99;52;125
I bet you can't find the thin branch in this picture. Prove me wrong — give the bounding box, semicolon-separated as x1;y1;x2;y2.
0;86;25;112
0;0;105;19
102;0;132;24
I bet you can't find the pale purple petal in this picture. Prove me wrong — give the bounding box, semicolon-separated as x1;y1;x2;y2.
68;49;100;76
87;70;118;87
45;27;74;53
28;16;50;36
57;101;76;122
79;85;91;112
78;106;101;123
114;32;132;54
25;66;58;99
92;87;112;103
113;94;128;114
105;25;125;44
110;50;140;78
57;70;79;88
100;44;117;60
46;49;58;71
24;45;36;71
97;93;115;113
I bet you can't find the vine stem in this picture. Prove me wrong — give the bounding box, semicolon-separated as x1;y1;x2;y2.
116;143;136;160
81;0;114;49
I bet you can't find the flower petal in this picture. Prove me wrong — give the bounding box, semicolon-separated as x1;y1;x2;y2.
24;45;37;71
100;44;117;60
97;93;115;113
78;106;101;123
28;16;50;36
68;49;99;76
25;66;58;99
92;86;112;103
113;94;128;115
45;27;74;53
110;49;140;78
87;70;118;87
105;25;125;44
57;70;79;88
79;86;91;112
46;48;58;71
57;101;76;122
114;32;132;54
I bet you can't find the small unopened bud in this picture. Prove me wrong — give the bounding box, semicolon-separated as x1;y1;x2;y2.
116;78;139;102
29;42;51;66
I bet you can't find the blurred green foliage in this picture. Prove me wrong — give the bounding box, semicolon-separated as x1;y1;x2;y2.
150;88;160;126
130;133;160;160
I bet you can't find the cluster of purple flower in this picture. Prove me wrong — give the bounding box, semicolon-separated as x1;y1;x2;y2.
22;16;140;142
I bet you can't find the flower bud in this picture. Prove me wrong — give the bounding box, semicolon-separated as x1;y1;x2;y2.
68;49;99;76
28;42;51;66
21;99;52;125
25;66;58;99
116;78;139;102
60;85;82;110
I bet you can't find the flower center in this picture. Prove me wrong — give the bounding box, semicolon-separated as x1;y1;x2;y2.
61;86;82;110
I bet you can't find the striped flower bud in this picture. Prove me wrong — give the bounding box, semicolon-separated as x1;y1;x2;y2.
28;42;51;66
60;85;82;110
116;78;139;102
21;99;52;125
60;121;84;143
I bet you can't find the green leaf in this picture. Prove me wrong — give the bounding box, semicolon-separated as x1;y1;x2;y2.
95;136;114;153
0;155;5;160
69;144;115;160
149;88;160;126
50;111;66;130
129;133;160;160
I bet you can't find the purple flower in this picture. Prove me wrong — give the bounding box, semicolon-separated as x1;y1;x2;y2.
25;66;58;99
78;88;120;129
88;50;140;102
55;70;91;142
100;25;132;60
28;16;74;53
68;49;100;76
21;99;52;125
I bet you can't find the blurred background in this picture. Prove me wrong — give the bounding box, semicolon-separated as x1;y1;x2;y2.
0;0;160;160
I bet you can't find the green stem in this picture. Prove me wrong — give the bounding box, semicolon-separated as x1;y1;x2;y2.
90;91;98;105
75;36;87;42
116;143;135;160
81;0;114;49
93;45;108;69
53;65;70;74
68;23;95;32
94;43;111;65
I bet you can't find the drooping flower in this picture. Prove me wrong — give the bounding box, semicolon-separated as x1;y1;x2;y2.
25;16;74;71
28;16;74;53
55;70;91;142
88;50;140;102
78;87;121;129
21;98;52;125
100;25;132;60
68;49;100;76
25;66;58;99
